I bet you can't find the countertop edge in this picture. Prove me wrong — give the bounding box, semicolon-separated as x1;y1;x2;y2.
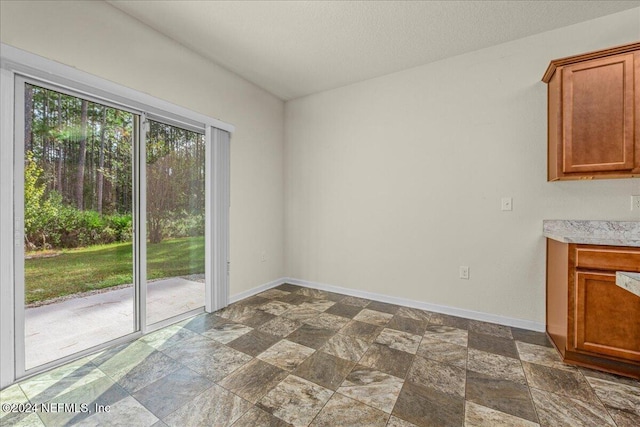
616;272;640;298
543;220;640;248
543;233;640;248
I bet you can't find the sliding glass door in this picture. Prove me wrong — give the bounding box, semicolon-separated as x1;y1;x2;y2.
17;81;138;371
15;78;206;373
145;120;206;325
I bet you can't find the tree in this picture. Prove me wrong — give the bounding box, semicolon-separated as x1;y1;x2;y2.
76;99;88;210
25;85;33;153
97;107;106;214
146;121;205;244
22;84;209;249
146;152;178;243
24;152;57;249
55;93;63;194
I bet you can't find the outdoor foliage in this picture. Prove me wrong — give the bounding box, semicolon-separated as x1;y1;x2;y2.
26;84;134;216
24;153;132;249
24;84;205;250
146;120;205;243
24;151;58;248
22;82;206;304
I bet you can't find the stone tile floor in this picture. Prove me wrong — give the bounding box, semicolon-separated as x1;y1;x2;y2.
2;283;639;426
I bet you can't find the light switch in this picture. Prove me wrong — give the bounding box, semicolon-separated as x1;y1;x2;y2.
501;197;513;211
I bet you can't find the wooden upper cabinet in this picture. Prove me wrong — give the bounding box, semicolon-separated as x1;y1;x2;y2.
563;54;634;173
543;42;640;180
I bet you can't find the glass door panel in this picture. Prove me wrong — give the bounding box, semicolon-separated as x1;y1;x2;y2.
22;83;136;370
145;120;205;325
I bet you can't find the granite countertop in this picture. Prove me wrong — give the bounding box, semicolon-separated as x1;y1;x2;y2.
543;220;640;247
616;272;640;298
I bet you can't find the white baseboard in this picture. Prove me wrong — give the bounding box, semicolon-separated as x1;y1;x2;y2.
228;278;286;304
232;277;545;332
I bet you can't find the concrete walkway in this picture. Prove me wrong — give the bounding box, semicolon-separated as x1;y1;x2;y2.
25;277;204;369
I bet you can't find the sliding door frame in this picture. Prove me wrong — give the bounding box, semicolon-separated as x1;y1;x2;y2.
0;44;232;388
13;77;145;376
142;116;213;330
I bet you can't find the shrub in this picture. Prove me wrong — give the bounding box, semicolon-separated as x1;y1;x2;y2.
108;213;133;242
24;153;60;250
162;211;205;239
24;155;164;250
26;190;133;250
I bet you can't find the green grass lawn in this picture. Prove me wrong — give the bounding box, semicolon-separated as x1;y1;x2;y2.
25;236;204;304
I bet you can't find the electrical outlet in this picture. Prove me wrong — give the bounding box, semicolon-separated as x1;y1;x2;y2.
260;251;267;262
459;266;469;280
501;197;513;211
632;195;640;211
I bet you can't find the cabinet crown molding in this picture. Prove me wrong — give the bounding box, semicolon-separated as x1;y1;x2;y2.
542;41;640;83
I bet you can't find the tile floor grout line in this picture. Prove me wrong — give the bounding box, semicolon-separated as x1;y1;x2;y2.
517;340;624;426
463;333;472;427
158;382;216;425
517;344;543;427
386;325;423;427
305;388;337;427
579;370;621;427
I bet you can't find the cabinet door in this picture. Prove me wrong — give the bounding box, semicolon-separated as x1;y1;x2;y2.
562;54;634;173
575;271;640;361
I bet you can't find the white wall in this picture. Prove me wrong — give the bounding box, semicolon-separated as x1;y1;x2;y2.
284;8;640;326
0;0;285;296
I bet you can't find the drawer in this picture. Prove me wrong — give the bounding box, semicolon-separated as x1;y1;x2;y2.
575;246;640;272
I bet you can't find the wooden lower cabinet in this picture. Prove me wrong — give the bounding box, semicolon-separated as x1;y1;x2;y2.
546;241;640;378
574;271;640;361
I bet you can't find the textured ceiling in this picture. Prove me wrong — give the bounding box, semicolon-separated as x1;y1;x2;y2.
108;1;640;100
